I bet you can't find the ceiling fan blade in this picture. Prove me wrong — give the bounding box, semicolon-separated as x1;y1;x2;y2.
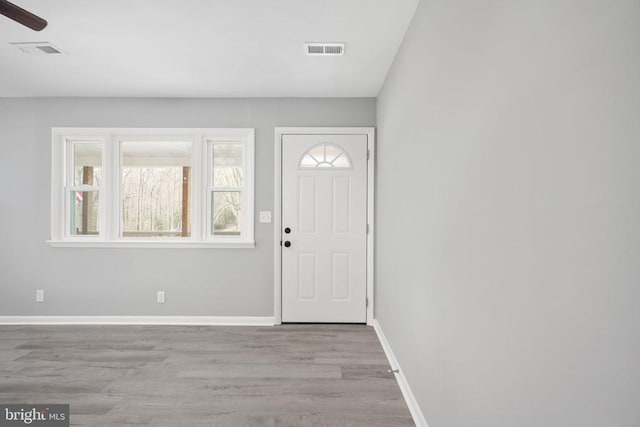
0;0;47;31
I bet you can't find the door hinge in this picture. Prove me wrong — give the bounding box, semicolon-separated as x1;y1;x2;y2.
366;297;369;308
366;223;370;234
367;149;370;160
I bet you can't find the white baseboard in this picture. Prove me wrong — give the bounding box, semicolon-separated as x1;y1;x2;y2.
371;319;429;427
0;316;275;326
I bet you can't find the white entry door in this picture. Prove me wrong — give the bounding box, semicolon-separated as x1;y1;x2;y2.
281;134;368;323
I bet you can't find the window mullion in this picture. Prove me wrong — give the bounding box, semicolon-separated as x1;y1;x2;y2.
190;135;202;241
202;138;209;240
63;138;73;238
108;134;119;240
202;138;214;240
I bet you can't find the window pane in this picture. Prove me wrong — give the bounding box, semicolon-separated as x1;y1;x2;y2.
121;141;191;238
331;154;350;168
213;167;243;188
300;154;317;168
73;143;102;186
324;145;343;162
213;144;242;187
212;191;241;236
70;191;99;236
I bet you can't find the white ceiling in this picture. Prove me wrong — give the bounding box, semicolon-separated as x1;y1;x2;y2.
0;0;418;98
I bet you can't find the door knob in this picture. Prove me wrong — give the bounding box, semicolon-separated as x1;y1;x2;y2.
284;227;291;234
284;241;291;247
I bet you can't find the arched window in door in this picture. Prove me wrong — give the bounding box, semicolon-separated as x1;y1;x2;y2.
299;143;352;169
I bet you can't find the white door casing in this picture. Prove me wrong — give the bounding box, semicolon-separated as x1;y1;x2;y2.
281;134;368;323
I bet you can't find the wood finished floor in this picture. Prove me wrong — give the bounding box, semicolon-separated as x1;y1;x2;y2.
0;324;414;426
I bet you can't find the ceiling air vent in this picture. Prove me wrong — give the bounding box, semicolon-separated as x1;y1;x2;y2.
304;42;345;56
10;42;64;55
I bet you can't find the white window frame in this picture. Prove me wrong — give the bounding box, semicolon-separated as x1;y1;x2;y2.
204;137;254;243
61;136;107;241
50;128;255;248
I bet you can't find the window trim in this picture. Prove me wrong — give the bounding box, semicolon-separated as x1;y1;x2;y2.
49;127;255;248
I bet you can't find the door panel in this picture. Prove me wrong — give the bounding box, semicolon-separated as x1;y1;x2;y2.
332;176;351;233
282;134;367;323
298;253;317;300
298;177;317;233
331;253;351;300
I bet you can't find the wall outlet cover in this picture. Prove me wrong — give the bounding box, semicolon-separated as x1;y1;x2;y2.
259;211;272;223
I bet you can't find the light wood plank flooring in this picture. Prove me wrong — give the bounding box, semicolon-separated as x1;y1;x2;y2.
0;324;414;426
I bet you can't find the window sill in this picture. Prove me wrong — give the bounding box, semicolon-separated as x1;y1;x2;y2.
46;240;255;249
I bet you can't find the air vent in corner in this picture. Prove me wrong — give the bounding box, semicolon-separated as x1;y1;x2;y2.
304;42;345;56
10;42;64;55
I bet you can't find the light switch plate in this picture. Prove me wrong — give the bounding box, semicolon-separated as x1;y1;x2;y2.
259;211;272;223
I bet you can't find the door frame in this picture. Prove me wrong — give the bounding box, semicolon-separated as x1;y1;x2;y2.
274;127;375;325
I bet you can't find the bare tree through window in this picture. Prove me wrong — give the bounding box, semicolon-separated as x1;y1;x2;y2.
211;143;243;235
121;141;191;238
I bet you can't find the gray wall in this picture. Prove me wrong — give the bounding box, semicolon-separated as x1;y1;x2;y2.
0;97;375;316
376;1;640;426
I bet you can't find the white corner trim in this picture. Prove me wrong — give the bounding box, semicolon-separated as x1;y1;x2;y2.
0;316;275;326
372;319;429;427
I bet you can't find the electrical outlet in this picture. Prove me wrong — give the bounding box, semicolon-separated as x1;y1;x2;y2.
157;291;165;304
36;290;44;302
259;211;271;223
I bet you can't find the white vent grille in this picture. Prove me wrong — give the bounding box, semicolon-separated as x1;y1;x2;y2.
10;42;64;55
304;42;345;56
